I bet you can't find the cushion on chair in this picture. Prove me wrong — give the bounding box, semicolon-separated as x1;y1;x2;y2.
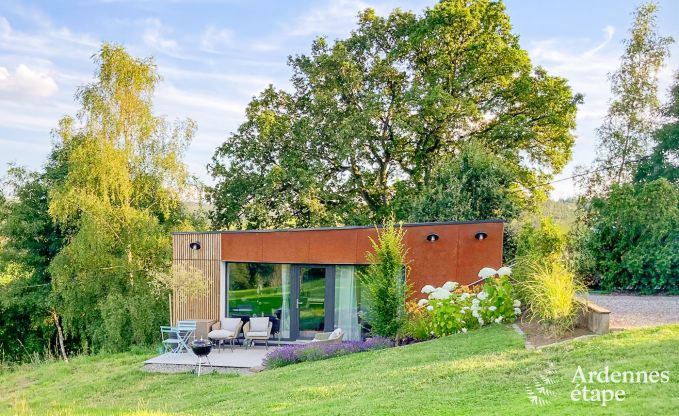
220;317;242;332
328;328;344;340
208;329;234;339
249;317;269;332
246;331;269;337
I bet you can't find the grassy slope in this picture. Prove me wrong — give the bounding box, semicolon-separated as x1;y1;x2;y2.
1;325;678;415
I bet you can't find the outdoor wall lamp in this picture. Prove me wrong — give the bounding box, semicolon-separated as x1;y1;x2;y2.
189;241;201;250
426;233;440;242
474;231;488;241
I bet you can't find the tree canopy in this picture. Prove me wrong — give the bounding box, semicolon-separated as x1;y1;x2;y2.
585;2;673;192
47;44;197;351
0;153;67;360
209;0;581;228
407;142;524;223
635;72;679;185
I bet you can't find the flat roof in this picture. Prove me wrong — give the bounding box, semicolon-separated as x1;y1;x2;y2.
172;219;505;235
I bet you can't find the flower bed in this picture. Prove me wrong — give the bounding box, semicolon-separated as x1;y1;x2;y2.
418;267;522;337
263;337;394;369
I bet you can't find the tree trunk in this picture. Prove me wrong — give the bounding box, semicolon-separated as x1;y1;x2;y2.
51;310;68;362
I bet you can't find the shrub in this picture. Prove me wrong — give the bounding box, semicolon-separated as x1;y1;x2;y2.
263;337;394;369
519;260;586;337
513;217;566;280
396;301;433;343
512;217;568;305
581;179;679;293
358;218;410;337
408;142;525;224
418;268;521;337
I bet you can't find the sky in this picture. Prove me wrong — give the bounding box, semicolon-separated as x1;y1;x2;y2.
0;0;678;200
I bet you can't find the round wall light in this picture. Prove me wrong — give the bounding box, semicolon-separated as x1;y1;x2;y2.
189;241;201;250
426;233;440;242
474;231;488;241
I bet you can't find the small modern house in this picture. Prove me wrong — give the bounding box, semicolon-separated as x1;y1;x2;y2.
172;220;503;341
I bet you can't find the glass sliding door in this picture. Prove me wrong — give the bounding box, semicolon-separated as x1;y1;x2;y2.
291;265;335;339
226;263;290;338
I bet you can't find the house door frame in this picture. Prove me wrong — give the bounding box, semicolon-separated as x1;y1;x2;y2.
290;264;335;340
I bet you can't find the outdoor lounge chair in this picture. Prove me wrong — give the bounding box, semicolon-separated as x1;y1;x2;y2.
310;328;345;345
243;317;272;349
208;318;243;352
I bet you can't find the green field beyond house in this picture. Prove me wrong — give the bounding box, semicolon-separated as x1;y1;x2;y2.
2;325;678;415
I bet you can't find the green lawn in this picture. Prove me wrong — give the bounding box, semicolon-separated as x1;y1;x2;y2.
2;325;678;415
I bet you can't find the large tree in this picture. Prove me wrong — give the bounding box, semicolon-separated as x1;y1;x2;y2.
585;2;672;192
407;142;524;223
0;152;67;361
47;44;196;351
209;0;581;228
635;72;679;185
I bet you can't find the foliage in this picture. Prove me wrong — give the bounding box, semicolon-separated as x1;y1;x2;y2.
418;268;520;337
396;301;433;343
149;263;210;323
209;0;581;228
512;217;566;284
46;44;197;352
357;219;410;337
407;142;525;223
635;71;679;185
518;260;586;337
584;2;673;192
515;217;565;261
581;178;679;293
0;153;68;361
262;337;393;369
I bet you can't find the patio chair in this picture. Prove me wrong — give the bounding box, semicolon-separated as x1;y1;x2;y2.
176;320;197;346
208;318;243;352
160;326;181;353
243;317;272;349
310;328;345;345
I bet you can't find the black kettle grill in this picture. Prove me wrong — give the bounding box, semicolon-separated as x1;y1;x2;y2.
190;339;212;375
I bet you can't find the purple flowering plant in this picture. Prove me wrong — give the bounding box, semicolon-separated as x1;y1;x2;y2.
263;337;394;369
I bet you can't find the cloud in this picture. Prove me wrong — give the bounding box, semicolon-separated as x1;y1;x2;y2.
142;18;179;53
0;15;98;58
287;0;370;37
200;25;234;53
155;83;246;116
0;64;58;98
525;27;622;199
0;16;10;36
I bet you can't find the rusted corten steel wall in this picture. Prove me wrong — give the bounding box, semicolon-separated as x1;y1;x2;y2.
218;221;504;290
171;232;221;324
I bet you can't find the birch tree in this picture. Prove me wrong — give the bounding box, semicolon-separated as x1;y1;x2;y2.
587;2;672;192
48;44;197;351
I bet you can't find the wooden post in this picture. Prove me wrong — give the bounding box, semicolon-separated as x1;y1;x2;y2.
169;292;173;325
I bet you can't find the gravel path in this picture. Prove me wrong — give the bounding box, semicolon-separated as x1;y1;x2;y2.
587;294;679;329
142;363;256;374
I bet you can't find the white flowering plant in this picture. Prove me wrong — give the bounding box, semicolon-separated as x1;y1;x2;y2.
418;267;521;337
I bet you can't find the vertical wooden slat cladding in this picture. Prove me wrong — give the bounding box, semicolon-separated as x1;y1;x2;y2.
218;221;504;287
171;233;221;324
